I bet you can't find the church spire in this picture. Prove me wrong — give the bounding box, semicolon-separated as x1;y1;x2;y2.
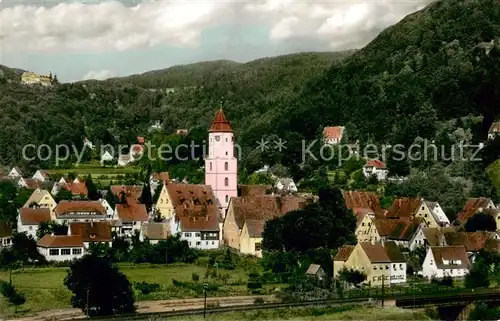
209;108;232;133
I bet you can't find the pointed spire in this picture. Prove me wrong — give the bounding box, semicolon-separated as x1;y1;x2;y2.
209;108;233;133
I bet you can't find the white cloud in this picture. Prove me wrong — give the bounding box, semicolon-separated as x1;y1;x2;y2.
81;69;116;81
0;0;434;54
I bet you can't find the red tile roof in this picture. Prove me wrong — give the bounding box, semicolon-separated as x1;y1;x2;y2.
230;195;310;229
373;219;398;237
360;241;405;263
151;172;170;182
343;191;386;218
55;201;106;217
110;185;143;203
116;202;148;222
364;159;386;169
209;109;233;133
323;126;344;140
37;234;84;248
59;182;88;196
334;245;355;261
19;208;51;225
245;219;266;238
386;197;421;219
388;217;424;241
165;182;217;208
23;178;40;190
430;246;470;269
444;231;495;252
457;198;494;223
70;222;112;243
174;202;219;232
238;185;272;197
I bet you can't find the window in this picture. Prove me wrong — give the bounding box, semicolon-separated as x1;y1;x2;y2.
225;162;228;171
373;266;377;270
185;233;191;237
195;233;201;237
362;222;365;226
393;264;396;269
226;138;228;142
385;265;389;269
49;249;59;256
399;264;403;269
421;206;424;210
215;136;220;141
225;195;229;203
29;226;33;230
255;243;261;251
212;241;215;245
196;241;201;245
224;178;229;186
61;249;71;255
210;162;212;171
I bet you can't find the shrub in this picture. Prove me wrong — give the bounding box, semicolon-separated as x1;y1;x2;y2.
133;281;161;295
192;272;200;282
254;297;265;304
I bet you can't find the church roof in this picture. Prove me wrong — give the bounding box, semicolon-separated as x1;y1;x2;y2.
209;109;233;133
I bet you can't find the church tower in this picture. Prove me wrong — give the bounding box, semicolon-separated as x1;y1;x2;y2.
205;109;238;218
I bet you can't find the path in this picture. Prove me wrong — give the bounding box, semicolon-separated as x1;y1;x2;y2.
11;295;277;321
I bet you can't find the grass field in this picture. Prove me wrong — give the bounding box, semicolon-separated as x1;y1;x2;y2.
167;306;432;321
47;162;140;178
0;263;266;316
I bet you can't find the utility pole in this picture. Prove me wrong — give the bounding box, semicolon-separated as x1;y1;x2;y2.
381;275;385;307
203;284;208;318
86;287;90;317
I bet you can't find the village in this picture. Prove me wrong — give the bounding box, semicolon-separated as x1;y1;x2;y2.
0;110;497;290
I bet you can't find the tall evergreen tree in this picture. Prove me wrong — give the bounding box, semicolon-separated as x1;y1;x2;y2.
85;175;100;200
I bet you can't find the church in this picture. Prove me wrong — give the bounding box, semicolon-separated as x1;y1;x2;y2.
204;109;238;218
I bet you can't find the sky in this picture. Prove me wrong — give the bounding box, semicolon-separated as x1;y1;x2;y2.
0;0;433;82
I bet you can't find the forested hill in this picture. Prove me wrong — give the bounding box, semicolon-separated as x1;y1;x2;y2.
272;0;500;146
83;51;354;89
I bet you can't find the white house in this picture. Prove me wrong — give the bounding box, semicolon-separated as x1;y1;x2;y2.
170;205;220;250
100;151;114;165
275;178;298;194
54;200;107;224
323;126;345;145
421;246;470;280
8;167;22;178
18;208;51;239
425;201;450;227
363;159;388;181
114;203;148;237
37;235;85;262
118;154;133;166
17;177;40;190
141;223;170;244
408;225;428;251
99;198;114;219
0;221;13;250
32;170;50;182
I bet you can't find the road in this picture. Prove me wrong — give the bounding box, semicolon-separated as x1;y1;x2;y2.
11;295;277;321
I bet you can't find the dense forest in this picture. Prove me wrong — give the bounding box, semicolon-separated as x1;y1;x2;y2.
0;0;499;210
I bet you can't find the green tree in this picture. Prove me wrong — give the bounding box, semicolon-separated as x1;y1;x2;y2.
0;281;26;313
465;213;497;232
338;268;366;286
85;175;100;200
56;189;74;202
64;254;135;317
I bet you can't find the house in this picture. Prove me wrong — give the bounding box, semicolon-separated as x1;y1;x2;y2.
387;217;426;248
150;172;170;195
224;195;309;252
100;151;114;165
54;201;107;224
334;241;406;286
239;219;265;257
57;176;82;185
170;202;220;250
69;222;112;248
114;202;148;237
118;154;133;166
21;71;52;86
141;223;170;244
418;227;457;249
488;122;500;140
0;221;13;250
8;167;22;178
456;198;497;225
83;137;95;150
37;235;85;262
17;208;51;239
23;188;57;219
387;198;448;228
362;159;388;181
355;212;376;242
323;126;345;145
52;182;88;199
274;178;298;194
32;170;50;182
99;198;114;219
238;185;273;197
333;245;355;276
156;182;216;221
305;264;327;282
421;246;470;280
110;185;143;204
18;178;40;190
443;231;500;262
343;191;386;218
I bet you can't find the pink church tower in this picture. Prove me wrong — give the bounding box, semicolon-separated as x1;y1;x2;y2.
205;109;238;218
